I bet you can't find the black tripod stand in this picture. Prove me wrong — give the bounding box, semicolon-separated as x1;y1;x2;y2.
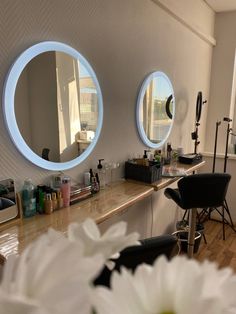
199;117;236;240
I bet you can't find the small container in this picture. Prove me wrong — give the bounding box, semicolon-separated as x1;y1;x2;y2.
61;177;71;207
44;193;53;214
22;179;36;217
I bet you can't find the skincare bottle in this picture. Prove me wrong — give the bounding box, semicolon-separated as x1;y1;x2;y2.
61;177;71;207
51;192;57;211
53;173;63;189
36;185;45;214
91;177;99;194
166;142;172;164
22;179;36;217
143;150;150;166
57;191;63;209
44;193;53;214
97;159;105;189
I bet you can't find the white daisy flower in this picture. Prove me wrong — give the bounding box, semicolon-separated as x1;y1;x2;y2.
68;218;140;265
93;255;236;314
0;228;105;314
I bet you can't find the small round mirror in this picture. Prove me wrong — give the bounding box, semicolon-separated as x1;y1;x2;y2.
136;71;175;148
3;41;103;170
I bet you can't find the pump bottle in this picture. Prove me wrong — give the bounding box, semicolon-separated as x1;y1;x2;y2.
97;159;106;189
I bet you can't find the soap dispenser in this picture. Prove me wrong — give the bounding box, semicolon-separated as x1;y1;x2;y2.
143;150;150;166
97;159;105;189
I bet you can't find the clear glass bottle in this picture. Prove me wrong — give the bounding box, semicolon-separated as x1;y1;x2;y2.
97;159;106;189
22;179;36;217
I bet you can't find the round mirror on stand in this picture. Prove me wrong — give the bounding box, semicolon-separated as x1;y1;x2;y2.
3;41;103;170
136;71;175;148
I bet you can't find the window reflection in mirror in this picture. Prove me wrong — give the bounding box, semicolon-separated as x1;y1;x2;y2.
15;51;98;163
136;71;175;148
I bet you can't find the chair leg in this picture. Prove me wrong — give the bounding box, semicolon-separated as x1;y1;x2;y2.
188;208;197;258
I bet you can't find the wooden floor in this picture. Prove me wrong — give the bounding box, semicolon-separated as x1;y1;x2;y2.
194;220;236;272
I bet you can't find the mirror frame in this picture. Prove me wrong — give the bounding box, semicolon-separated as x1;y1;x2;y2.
3;41;103;170
136;71;175;149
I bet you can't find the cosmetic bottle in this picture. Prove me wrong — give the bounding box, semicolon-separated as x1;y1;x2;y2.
57;191;63;209
166;142;172;164
143;150;150;166
44;193;53;214
22;179;36;217
91;176;99;194
52;192;57;211
36;185;45;214
52;173;64;189
61;177;71;207
97;159;105;189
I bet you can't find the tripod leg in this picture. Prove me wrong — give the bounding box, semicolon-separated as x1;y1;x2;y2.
224;199;236;231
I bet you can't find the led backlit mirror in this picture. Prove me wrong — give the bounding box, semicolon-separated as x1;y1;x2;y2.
3;41;103;170
136;71;175;148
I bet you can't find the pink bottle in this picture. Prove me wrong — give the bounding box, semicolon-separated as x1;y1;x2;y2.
61;177;71;207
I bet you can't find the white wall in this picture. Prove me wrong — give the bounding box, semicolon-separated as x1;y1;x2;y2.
203;11;236;224
205;11;236;154
0;0;215;235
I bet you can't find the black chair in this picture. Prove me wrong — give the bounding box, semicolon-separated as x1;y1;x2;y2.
94;234;178;287
42;148;50;161
164;173;232;258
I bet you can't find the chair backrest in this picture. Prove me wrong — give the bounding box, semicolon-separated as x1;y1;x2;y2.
178;173;231;209
42;148;50;161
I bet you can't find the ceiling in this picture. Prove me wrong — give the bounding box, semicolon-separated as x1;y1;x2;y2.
205;0;236;12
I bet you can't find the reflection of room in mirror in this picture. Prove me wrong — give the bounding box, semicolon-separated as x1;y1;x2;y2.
141;76;173;143
15;51;98;163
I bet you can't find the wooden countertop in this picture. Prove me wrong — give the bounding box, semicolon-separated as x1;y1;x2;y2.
0;181;153;264
0;161;205;264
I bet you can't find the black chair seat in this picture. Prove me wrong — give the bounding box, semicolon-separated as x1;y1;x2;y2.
94;234;178;287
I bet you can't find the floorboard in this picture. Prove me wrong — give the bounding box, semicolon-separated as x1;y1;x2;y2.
194;220;236;272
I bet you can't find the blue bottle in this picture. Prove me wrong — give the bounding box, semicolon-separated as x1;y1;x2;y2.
22;179;36;217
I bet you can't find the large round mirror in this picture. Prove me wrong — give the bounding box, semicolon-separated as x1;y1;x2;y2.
136;71;175;148
3;41;103;170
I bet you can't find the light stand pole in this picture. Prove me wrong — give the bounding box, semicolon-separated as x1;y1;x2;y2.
221;117;236;239
212;120;221;173
223;117;232;173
